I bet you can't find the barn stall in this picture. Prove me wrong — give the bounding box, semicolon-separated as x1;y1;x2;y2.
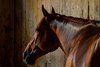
0;0;100;67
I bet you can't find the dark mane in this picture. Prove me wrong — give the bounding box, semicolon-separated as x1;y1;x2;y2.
50;12;99;26
62;15;98;25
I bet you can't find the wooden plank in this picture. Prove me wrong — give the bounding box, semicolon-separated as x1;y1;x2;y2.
94;0;100;20
22;0;100;67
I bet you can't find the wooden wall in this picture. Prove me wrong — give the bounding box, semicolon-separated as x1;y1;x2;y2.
22;0;100;67
0;0;99;67
14;0;27;67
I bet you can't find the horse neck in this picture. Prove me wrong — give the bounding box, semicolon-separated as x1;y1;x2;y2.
50;20;83;55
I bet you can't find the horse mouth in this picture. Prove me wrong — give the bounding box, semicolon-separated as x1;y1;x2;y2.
24;58;35;65
23;46;44;65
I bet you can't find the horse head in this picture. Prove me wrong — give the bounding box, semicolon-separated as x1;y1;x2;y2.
23;5;61;65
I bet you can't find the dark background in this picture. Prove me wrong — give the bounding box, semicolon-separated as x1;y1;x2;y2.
0;0;26;67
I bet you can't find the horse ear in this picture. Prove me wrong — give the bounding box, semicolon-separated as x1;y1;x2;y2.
42;5;49;17
51;6;55;14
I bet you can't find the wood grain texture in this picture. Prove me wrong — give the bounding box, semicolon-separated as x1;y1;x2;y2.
22;0;100;67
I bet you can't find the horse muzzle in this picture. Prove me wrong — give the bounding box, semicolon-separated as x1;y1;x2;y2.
23;46;46;65
23;51;36;65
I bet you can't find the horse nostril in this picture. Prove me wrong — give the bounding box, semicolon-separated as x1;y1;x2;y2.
23;50;31;59
25;52;35;64
23;51;27;59
23;50;34;60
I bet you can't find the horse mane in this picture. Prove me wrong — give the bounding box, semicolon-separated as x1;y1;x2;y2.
62;15;98;26
66;24;100;67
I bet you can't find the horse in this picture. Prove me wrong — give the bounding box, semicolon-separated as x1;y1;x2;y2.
23;5;100;67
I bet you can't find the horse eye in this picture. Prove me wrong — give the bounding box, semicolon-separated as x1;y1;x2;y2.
36;28;40;32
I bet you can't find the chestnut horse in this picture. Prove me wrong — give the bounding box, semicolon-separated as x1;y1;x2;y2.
23;5;100;67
